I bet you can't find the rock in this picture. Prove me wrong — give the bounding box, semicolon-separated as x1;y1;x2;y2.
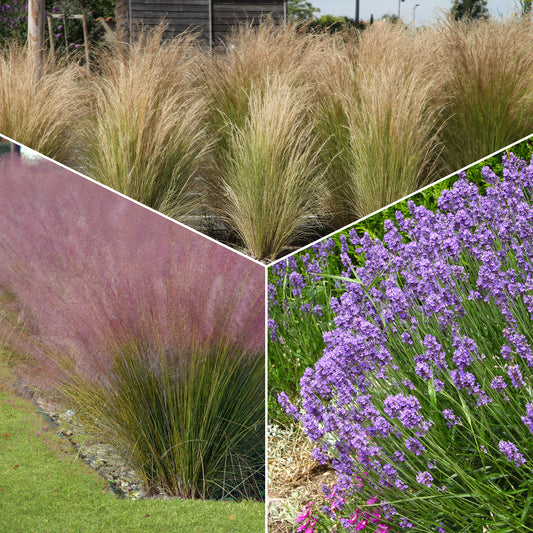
32;394;154;500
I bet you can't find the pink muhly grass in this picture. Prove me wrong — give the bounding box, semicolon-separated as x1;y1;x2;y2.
0;155;263;381
0;154;265;497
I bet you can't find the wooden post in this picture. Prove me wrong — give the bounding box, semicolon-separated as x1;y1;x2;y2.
62;13;68;50
47;15;55;67
208;0;213;50
28;0;45;81
81;13;91;70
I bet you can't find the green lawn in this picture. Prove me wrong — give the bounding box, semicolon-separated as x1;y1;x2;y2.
0;364;264;533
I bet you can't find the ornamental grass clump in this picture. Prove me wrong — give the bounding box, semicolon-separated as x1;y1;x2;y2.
0;155;265;499
64;339;265;500
0;42;82;165
214;75;328;261
78;25;209;221
436;18;533;174
280;153;533;531
314;23;444;222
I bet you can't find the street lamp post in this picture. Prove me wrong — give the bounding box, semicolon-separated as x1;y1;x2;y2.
398;0;405;19
413;3;420;24
355;0;359;24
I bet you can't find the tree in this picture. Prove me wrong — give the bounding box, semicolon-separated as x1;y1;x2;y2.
287;0;320;22
381;13;401;23
450;0;489;20
309;15;361;33
518;0;532;17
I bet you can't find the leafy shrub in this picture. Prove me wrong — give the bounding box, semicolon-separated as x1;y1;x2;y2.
0;1;27;45
0;155;265;499
277;152;533;530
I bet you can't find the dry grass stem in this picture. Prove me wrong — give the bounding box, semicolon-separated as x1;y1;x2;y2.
78;26;210;221
0;44;83;165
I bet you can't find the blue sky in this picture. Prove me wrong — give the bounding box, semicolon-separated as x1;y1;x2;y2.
310;1;520;25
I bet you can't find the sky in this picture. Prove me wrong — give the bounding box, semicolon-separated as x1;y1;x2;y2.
309;0;520;25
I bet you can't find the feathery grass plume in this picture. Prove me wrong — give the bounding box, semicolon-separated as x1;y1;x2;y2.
216;75;328;261
332;23;444;219
201;20;328;132
0;43;83;165
199;21;331;215
78;24;210;222
312;38;360;228
0;155;265;498
436;17;533;174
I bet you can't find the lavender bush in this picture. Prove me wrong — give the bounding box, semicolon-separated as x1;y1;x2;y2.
277;152;533;531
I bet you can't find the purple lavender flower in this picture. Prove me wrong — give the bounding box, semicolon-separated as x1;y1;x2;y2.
312;304;322;317
490;375;507;392
498;440;526;467
268;318;278;342
405;437;425;456
276;151;533;531
383;394;423;429
521;402;533;434
442;409;462;428
415;470;433;487
507;365;525;388
398;518;414;528
288;271;305;297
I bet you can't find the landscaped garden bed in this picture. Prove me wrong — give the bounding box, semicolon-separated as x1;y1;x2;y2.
3;17;533;260
0;154;266;530
268;137;533;532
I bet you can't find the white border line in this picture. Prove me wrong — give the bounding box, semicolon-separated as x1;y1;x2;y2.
0;133;264;267
268;132;533;267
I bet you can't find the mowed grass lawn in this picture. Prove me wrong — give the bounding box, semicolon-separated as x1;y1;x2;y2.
0;362;264;533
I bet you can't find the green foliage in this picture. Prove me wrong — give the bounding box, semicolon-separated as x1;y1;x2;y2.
451;0;490;20
0;0;113;50
309;15;361;33
356;136;533;240
287;0;320;22
62;341;265;501
0;1;27;45
520;0;532;16
268;253;341;425
45;0;106;56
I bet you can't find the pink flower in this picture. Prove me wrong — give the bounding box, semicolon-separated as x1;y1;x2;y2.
296;503;317;533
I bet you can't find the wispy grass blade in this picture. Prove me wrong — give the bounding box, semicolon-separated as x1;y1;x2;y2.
78;25;210;221
0;43;83;165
